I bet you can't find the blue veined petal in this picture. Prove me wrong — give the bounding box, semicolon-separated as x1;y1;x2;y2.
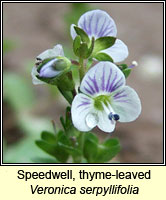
71;93;97;132
39;58;61;78
37;44;64;61
101;39;129;63
111;86;141;122
80;62;126;96
71;10;117;39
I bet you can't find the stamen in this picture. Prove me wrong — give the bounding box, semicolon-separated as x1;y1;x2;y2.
108;112;113;120
113;114;120;121
101;102;110;115
128;61;138;69
108;112;120;121
101;102;120;122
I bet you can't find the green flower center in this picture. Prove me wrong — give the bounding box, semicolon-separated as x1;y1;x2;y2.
93;95;111;111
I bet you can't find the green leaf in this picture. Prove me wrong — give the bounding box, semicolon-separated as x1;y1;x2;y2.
94;52;113;62
56;130;69;145
73;35;81;56
119;64;128;70
60;116;66;130
35;140;69;163
73;35;94;59
103;138;120;148
36;130;71;163
41;131;56;144
94;138;121;163
93;37;116;53
60;107;73;131
74;26;90;44
83;132;99;163
123;68;131;78
78;42;89;59
86;36;95;58
58;142;82;157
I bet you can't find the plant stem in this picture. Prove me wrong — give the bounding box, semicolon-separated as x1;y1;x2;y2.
79;58;85;82
58;86;73;104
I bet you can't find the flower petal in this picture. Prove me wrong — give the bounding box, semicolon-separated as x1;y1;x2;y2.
53;44;64;56
71;93;97;132
80;61;125;96
101;39;129;63
36;44;64;61
70;24;77;40
111;86;141;122
31;66;44;85
97;110;116;133
39;58;61;78
77;9;117;39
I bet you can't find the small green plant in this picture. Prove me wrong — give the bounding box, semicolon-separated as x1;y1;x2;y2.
32;9;141;163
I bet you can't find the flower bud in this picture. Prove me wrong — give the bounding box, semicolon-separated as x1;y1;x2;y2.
39;57;71;78
34;56;74;92
52;59;67;71
55;56;71;71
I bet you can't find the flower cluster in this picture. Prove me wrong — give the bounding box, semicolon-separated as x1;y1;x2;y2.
32;9;141;134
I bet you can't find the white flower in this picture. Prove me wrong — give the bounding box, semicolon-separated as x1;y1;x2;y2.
71;62;141;133
31;44;65;85
70;9;128;63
